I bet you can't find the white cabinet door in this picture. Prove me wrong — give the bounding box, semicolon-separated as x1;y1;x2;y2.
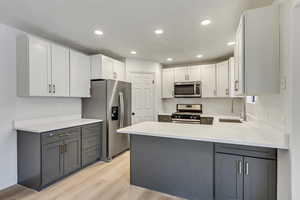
70;50;90;97
51;44;70;97
28;36;51;96
174;67;188;82
162;68;175;98
234;17;245;96
229;57;235;97
102;56;114;80
200;65;216;98
188;66;201;81
90;55;101;79
216;61;229;97
113;60;125;81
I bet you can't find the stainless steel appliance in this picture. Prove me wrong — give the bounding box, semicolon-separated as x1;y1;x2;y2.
171;104;213;125
82;80;131;161
174;81;202;98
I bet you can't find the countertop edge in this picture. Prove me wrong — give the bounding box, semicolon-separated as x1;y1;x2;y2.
16;119;103;133
117;129;289;150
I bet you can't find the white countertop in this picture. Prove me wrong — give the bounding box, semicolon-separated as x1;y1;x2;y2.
118;121;289;149
15;118;103;133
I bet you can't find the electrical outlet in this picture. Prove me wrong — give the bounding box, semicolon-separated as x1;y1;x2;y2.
280;77;287;90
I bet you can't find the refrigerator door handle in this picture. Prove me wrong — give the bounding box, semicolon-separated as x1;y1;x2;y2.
119;92;125;128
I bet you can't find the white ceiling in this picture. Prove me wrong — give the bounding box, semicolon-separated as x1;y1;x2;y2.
0;0;273;65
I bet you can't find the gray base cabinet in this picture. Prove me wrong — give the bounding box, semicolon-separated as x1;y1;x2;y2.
82;123;102;167
17;122;102;191
243;157;277;200
215;144;277;200
42;140;64;186
215;154;243;200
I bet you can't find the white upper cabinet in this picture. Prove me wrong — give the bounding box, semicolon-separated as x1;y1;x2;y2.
17;35;51;96
113;60;126;81
188;66;201;81
216;61;229;97
70;50;91;98
174;67;188;82
200;65;216;98
51;44;70;97
90;54;126;81
101;56;114;79
174;66;200;82
235;4;279;96
17;35;90;98
162;68;175;98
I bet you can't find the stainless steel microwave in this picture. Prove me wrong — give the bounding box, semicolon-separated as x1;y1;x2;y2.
174;81;202;98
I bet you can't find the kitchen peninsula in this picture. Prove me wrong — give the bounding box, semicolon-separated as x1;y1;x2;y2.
118;121;289;200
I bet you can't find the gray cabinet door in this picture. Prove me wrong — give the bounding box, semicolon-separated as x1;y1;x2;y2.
215;153;243;200
244;157;277;200
63;136;82;175
42;140;64;186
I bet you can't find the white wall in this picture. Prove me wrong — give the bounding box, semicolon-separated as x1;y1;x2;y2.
161;98;244;116
125;58;162;120
0;24;81;190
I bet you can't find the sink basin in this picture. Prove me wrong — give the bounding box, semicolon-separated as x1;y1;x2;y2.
219;118;242;123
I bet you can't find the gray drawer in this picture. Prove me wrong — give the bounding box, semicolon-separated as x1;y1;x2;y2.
82;123;101;137
82;145;101;167
82;134;100;149
42;127;81;144
215;143;277;160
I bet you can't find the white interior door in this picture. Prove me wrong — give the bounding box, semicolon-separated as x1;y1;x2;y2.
130;72;155;124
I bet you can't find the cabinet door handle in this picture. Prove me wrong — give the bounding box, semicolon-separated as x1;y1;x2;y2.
234;80;239;91
237;160;242;175
245;162;249;175
48;84;52;93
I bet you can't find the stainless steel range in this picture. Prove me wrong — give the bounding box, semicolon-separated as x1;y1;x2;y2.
171;104;214;125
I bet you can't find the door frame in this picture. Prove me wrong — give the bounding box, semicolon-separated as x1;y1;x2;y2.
128;71;156;122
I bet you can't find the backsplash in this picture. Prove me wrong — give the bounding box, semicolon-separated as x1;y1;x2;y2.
160;98;244;116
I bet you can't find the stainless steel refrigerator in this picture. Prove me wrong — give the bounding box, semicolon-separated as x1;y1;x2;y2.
82;80;132;161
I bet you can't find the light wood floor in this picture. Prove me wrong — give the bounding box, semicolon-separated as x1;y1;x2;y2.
0;151;183;200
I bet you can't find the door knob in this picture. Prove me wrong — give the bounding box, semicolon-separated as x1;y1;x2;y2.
132;112;135;116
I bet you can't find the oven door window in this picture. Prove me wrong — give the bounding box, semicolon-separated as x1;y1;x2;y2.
175;85;195;95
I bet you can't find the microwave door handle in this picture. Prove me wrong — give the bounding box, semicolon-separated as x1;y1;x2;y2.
119;92;125;128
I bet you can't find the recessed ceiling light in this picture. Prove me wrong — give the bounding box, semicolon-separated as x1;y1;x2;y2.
196;54;204;58
94;30;103;36
227;41;236;46
131;51;137;55
154;29;164;35
166;58;173;62
201;20;211;26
